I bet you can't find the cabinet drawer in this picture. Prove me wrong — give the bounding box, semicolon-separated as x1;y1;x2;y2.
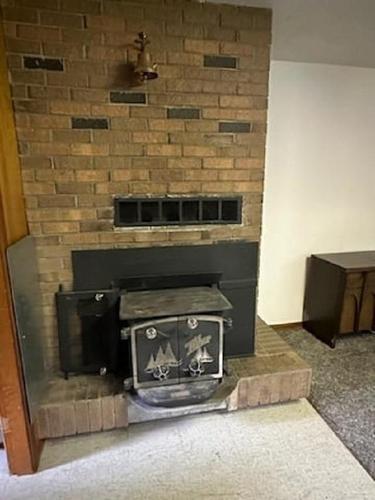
358;292;374;331
358;272;375;331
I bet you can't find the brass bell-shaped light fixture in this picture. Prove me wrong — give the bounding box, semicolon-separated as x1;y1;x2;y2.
134;32;158;82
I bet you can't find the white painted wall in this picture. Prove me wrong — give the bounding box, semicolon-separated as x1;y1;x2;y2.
209;0;375;68
258;61;375;323
209;0;375;322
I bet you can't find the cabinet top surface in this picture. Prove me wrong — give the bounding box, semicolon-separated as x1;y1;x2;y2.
313;251;375;271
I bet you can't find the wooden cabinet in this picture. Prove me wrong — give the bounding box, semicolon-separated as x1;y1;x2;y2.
303;252;375;347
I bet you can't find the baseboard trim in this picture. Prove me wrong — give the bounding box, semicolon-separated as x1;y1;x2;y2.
270;322;303;331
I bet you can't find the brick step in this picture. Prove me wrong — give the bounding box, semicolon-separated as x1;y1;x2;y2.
36;319;311;439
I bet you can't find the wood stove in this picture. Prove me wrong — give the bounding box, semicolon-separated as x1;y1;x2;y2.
56;241;258;408
119;286;232;406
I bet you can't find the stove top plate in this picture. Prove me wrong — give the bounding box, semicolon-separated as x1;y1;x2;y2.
120;286;232;320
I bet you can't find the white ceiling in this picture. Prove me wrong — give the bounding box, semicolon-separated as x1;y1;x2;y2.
208;0;375;68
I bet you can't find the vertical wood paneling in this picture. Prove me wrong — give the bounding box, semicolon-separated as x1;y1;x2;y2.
0;19;41;475
0;20;27;244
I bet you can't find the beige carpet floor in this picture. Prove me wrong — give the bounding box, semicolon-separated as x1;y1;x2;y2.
1;399;374;500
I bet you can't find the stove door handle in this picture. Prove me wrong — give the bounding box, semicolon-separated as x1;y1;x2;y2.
188;358;205;377
121;326;170;340
153;365;170;381
156;329;170;338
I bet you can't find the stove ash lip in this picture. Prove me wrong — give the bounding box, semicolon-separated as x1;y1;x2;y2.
134;379;221;408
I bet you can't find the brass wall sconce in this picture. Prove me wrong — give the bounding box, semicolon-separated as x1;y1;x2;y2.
134;32;158;83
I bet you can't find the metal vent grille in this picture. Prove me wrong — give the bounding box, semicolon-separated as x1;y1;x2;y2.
114;197;242;227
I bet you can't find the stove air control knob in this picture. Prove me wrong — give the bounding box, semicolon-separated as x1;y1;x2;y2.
188;359;204;377
187;317;199;330
145;326;157;340
153;365;170;381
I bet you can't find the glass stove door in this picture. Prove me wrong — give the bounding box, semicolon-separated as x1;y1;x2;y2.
178;315;223;382
131;317;179;389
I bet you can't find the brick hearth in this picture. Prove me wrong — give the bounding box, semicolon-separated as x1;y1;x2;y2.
36;319;311;439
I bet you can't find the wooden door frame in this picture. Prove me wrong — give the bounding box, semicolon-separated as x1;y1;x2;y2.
0;19;42;474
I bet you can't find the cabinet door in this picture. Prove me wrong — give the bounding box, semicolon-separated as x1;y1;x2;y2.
178;315;223;382
131;318;179;389
339;273;363;334
340;293;360;334
359;272;375;331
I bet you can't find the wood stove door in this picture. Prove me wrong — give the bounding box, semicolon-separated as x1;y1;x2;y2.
131;317;180;389
178;315;223;382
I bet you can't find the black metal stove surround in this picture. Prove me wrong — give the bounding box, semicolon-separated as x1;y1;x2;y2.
72;241;258;356
56;241;258;407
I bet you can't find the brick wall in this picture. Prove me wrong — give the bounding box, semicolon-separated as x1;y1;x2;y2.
1;0;271;372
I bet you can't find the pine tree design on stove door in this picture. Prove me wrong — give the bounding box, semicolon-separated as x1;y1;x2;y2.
132;318;180;387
